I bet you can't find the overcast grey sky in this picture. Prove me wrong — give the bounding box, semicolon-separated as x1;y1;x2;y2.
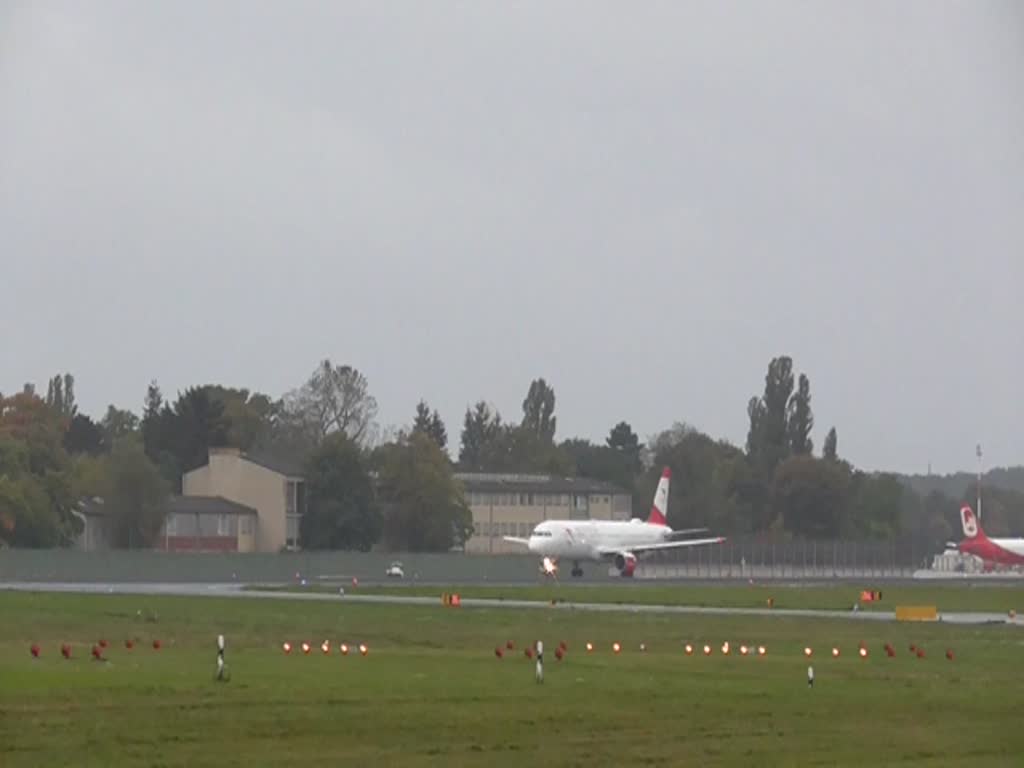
1;2;1021;475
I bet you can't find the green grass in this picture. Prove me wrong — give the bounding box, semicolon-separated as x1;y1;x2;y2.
2;590;1023;766
252;581;1024;614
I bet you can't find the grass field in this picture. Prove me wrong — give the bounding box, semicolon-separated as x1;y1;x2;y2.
255;581;1024;614
3;589;1024;767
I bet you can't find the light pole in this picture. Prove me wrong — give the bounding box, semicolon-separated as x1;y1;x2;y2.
976;443;983;522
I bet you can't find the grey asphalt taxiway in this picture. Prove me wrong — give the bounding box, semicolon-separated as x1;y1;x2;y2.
1;581;1020;626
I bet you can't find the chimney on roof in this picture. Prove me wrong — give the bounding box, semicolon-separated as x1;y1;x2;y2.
208;446;241;458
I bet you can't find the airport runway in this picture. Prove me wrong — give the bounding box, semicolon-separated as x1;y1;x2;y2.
1;581;1020;626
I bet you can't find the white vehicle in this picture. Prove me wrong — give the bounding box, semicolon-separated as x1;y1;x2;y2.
503;467;724;578
385;562;405;578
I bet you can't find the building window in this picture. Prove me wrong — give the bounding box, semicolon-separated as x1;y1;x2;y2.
285;479;303;549
218;514;230;536
166;515;177;536
240;516;253;535
286;514;300;549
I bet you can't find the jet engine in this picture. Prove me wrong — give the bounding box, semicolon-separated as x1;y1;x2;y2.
614;552;637;577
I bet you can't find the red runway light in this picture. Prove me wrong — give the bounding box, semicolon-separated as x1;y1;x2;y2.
757;646;766;656
494;647;503;658
684;644;694;655
340;643;349;655
152;639;161;650
30;644;40;658
703;644;712;656
359;644;368;656
301;642;311;655
585;642;594;652
804;647;813;657
282;642;292;654
832;647;840;658
859;647;868;658
612;642;621;654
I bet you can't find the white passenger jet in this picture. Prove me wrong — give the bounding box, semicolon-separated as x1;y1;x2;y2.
503;468;725;578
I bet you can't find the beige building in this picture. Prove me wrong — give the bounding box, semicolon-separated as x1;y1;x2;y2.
182;447;306;553
456;473;633;554
158;495;258;552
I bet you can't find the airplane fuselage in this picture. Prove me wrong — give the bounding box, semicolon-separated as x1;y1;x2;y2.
526;519;672;562
958;537;1024;566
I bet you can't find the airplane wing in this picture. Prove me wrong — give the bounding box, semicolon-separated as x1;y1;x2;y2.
665;527;709;539
597;536;725;556
502;536;530;546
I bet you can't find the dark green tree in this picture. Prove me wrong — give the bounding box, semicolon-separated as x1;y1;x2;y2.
301;432;380;550
412;399;448;451
169;387;230;477
64;414;104;455
772;455;851;538
379;431;472;551
849;471;903;538
606;421;642;475
458;401;503;470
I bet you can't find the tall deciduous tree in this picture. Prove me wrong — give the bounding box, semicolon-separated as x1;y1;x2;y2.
521;378;557;444
823;427;838;461
301;433;380;551
101;405;140;444
205;385;277;452
45;373;77;421
281;360;378;448
786;373;814;455
104;438;171;549
379;431;472;551
0;392;77;546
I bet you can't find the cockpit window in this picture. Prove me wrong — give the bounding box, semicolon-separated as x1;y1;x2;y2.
531;528;552;537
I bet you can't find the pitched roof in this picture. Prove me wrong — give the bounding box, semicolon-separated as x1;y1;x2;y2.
202;447;305;478
76;495;258;518
240;451;305;478
453;472;628;495
164;495;258;516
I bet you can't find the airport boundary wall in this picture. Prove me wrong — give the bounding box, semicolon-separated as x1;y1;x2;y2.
0;535;932;583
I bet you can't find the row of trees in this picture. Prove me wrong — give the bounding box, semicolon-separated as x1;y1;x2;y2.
3;357;1021;553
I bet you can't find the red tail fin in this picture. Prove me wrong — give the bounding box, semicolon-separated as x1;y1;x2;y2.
648;468;670;525
960;505;984;540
